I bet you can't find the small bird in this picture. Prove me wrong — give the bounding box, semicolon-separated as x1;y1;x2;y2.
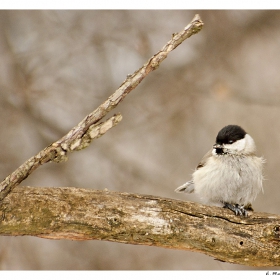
175;125;264;216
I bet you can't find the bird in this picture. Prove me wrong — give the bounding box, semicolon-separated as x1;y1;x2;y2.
175;125;264;216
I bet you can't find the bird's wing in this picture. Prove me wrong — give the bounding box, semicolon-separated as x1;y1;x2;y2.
175;149;212;194
196;149;212;169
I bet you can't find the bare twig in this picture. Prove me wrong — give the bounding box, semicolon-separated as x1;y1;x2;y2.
0;114;122;201
0;14;204;201
1;186;279;267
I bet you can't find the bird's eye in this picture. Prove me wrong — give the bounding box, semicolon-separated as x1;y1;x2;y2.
228;140;234;144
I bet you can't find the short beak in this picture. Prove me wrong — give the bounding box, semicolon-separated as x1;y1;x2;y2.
213;143;224;155
213;143;223;149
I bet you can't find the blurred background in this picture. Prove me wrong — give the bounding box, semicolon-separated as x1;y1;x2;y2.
0;10;279;270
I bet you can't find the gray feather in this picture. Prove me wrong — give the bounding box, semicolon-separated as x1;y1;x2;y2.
175;181;194;193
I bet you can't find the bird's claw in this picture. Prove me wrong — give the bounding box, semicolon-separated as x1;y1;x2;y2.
223;202;248;217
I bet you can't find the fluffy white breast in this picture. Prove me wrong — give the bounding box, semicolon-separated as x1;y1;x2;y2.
193;148;263;206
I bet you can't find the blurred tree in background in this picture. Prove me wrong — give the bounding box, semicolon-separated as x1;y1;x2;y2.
0;10;279;269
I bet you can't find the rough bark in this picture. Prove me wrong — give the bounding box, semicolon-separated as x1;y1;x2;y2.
0;186;279;267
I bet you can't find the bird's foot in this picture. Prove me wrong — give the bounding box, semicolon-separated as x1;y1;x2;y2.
223;202;248;217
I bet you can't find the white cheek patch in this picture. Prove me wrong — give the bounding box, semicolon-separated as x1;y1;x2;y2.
224;138;246;152
243;134;256;153
223;134;256;154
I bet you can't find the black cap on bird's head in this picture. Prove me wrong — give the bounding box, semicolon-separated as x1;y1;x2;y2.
216;125;246;145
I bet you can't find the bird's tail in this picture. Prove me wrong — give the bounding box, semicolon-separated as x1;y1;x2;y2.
175;181;194;193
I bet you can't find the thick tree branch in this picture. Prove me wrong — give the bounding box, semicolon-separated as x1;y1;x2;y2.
0;186;279;267
0;14;204;202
